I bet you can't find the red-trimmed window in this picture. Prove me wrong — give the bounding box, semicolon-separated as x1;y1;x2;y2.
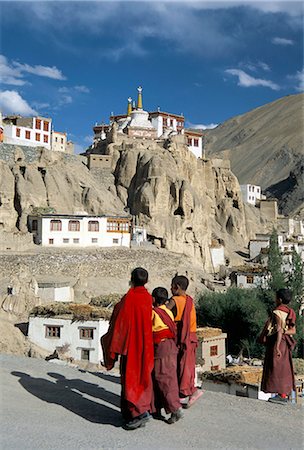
50;220;62;231
44;135;48;143
187;138;192;146
25;130;31;140
194;139;199;147
35;119;41;130
43;121;49;132
68;220;80;232
88;220;99;232
16;128;21;137
210;345;218;356
36;133;40;141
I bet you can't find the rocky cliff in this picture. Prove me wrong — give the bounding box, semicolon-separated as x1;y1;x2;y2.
0;133;269;271
203;93;304;215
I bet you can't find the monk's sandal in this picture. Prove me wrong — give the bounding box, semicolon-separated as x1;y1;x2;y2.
167;408;184;424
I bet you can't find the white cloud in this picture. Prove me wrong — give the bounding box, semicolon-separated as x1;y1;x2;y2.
74;85;90;93
288;69;304;92
0;90;37;115
0;55;26;86
272;37;294;46
59;95;73;105
14;62;66;80
0;54;66;86
225;69;280;90
188;122;218;130
240;60;271;72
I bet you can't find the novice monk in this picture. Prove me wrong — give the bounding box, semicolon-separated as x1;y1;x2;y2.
260;288;296;404
167;275;203;409
101;268;154;429
152;287;183;424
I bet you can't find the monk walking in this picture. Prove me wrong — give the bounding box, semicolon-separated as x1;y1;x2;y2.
260;289;296;404
167;275;203;408
101;267;154;429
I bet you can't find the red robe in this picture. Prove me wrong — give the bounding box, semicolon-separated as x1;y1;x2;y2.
101;286;154;419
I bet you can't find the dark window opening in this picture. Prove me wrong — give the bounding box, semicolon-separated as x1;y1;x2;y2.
174;206;184;217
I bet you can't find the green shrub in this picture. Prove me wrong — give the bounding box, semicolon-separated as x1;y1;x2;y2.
197;287;268;358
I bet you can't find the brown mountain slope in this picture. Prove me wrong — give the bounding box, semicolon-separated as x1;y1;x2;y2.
204;94;304;214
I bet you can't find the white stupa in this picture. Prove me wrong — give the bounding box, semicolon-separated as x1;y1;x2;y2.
127;87;157;138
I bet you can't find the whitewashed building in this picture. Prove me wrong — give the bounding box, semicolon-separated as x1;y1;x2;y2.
240;184;262;205
3;115;52;149
209;243;225;272
37;281;74;303
196;328;227;372
231;268;269;289
28;316;109;364
28;214;131;248
105;87;204;158
149;110;185;137
51;131;67;152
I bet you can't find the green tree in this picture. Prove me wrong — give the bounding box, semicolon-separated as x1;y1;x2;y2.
287;249;304;358
197;287;268;358
267;229;285;291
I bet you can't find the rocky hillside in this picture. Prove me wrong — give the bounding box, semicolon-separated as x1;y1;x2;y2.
0;131;271;271
203;94;304;215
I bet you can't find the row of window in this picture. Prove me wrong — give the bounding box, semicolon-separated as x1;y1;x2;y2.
187;138;199;147
161;118;184;127
48;237;120;245
35;119;49;131
48;219;130;233
16;128;49;143
54;136;64;144
248;186;260;193
46;326;95;339
248;195;256;201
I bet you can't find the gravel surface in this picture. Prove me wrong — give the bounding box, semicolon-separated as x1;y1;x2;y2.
0;354;303;450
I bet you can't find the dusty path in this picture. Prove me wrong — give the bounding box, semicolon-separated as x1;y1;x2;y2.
0;354;303;450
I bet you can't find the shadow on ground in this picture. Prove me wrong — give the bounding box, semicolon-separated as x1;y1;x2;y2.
11;371;122;427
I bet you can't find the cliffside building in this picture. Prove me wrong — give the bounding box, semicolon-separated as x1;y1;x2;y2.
93;86;204;158
240;184;262;205
28;213;131;248
1;114;73;153
2;115;52;149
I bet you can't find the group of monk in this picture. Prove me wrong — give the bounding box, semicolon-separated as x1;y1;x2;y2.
101;268;297;429
101;267;203;430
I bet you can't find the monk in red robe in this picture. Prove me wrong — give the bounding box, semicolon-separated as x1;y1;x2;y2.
260;288;296;404
101;267;154;429
167;275;203;409
152;287;183;424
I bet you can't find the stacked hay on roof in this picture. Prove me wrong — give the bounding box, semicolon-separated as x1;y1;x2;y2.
196;327;223;339
30;302;112;321
202;365;263;385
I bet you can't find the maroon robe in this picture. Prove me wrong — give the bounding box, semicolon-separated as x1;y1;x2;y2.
177;296;198;397
153;307;180;413
261;305;296;394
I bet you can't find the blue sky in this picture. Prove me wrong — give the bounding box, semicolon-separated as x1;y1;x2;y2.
0;1;303;152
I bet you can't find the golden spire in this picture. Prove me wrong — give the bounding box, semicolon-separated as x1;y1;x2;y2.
127;97;132;116
137;86;143;110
